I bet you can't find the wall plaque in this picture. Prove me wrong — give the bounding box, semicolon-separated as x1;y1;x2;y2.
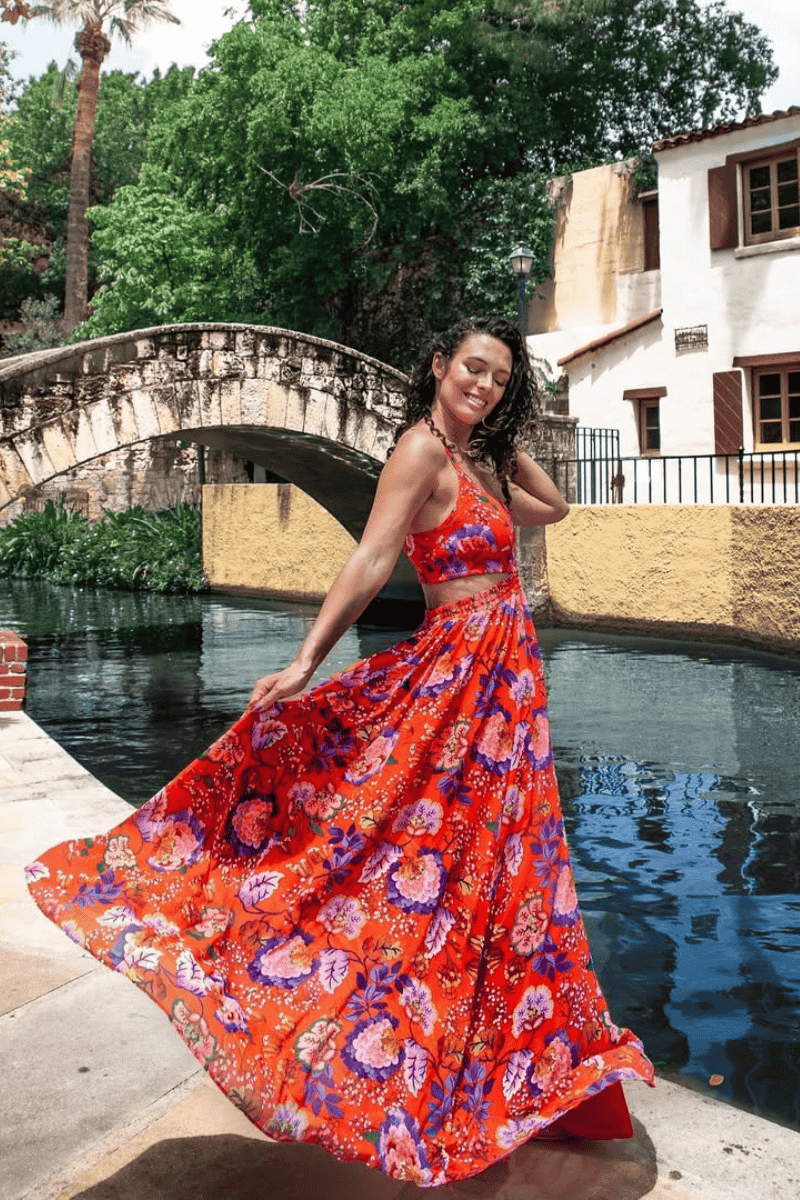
674;324;708;352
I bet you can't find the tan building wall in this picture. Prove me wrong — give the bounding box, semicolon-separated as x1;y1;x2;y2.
542;506;800;654
203;483;357;603
530;162;645;335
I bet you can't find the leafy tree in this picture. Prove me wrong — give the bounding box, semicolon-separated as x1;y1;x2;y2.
8;1;180;333
80;173;263;336
79;0;777;365
5;62;194;234
1;293;61;354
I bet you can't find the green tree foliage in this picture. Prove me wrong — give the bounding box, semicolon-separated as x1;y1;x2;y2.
0;62;194;323
81;0;776;365
0;293;61;354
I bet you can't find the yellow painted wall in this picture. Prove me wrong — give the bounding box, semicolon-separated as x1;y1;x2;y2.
203;484;356;602
542;506;800;653
530;163;644;334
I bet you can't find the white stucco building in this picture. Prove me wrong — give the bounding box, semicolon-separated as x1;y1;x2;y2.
528;107;800;503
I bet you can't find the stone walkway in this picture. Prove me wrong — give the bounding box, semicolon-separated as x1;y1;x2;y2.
2;709;799;1200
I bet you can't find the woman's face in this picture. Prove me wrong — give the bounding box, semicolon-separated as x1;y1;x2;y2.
431;333;513;433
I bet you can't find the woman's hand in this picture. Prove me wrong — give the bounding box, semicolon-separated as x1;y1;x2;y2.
249;660;316;710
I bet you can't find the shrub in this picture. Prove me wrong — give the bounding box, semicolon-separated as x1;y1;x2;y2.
0;499;207;594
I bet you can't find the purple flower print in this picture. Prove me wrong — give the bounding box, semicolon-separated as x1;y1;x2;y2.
342;1014;404;1081
378;1107;433;1185
387;849;446;915
247;931;318;990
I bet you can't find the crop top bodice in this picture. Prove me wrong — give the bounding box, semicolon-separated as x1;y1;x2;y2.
403;451;517;586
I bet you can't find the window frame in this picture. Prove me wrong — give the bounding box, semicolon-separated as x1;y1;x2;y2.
638;398;661;456
750;362;800;451
708;137;800;253
742;148;800;247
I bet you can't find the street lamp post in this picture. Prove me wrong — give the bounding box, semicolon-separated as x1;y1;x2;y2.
509;243;535;342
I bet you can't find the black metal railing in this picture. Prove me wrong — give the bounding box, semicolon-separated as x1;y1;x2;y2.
553;448;800;505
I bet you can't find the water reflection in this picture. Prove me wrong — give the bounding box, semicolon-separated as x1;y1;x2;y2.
3;582;799;1132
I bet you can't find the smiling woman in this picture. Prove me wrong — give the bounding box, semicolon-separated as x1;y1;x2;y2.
26;315;654;1186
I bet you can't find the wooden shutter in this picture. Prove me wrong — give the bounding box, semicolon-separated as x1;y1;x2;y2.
713;370;743;454
642;196;660;270
708;162;738;250
710;163;743;249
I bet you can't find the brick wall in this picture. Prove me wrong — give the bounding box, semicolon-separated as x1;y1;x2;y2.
0;630;27;710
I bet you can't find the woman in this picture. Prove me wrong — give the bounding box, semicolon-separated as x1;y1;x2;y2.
27;317;653;1187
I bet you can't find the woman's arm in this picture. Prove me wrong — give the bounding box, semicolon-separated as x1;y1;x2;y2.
249;430;444;708
507;450;570;527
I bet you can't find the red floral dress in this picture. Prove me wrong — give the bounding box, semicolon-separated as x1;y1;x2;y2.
26;451;654;1187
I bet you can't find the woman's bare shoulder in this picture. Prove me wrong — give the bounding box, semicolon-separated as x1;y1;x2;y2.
389;423;449;474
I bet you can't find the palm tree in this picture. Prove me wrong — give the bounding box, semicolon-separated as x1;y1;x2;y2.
16;1;180;334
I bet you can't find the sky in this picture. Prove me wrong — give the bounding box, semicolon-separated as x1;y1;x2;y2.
1;0;798;115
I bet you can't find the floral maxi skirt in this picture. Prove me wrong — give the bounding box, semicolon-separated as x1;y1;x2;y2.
27;575;654;1186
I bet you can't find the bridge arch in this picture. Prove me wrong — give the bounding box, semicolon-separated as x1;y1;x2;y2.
0;323;409;543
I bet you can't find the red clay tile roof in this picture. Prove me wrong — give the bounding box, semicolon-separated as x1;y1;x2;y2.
652;107;800;152
557;309;662;368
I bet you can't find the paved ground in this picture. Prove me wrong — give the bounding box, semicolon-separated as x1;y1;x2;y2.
2;708;799;1200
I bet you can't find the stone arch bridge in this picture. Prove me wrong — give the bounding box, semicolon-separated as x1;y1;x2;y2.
0;323;409;545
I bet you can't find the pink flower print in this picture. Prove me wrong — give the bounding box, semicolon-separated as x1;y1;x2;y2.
530;712;551;761
103;835;136;869
204;730;244;766
393;800;443;836
247;932;317;990
511;669;537;704
192;905;233;939
345;728;399;785
170;998;217;1065
342;1014;403;1080
266;1101;308;1140
303;782;344;822
530;1036;572;1095
501;786;524;825
473;712;514;776
288;781;313;815
378;1108;433;1185
294;1017;341;1072
318;894;367;939
510;896;549;957
414;651;470;698
512;984;554;1036
226;794;276;857
552;866;580;926
387;849;446;914
399;979;438;1035
147;811;204;872
431;718;471;772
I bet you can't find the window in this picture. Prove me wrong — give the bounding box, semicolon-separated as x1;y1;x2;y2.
754;366;800;448
744;153;800;245
708;139;800;251
639;399;661;455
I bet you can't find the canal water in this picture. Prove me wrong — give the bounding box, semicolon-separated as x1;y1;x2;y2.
3;579;799;1133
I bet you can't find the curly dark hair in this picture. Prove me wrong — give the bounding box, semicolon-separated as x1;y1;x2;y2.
392;316;541;500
